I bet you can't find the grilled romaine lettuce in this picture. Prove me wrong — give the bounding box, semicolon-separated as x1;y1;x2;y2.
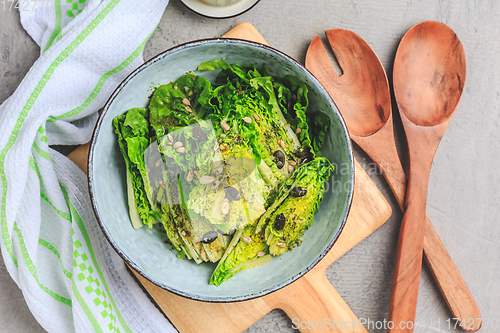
197;60;302;192
209;223;272;286
114;61;334;276
210;157;333;285
263;157;333;255
113;108;160;228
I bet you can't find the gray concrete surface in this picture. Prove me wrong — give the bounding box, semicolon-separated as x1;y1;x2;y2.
1;0;499;332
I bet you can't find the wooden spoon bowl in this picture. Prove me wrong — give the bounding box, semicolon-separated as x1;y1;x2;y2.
394;23;466;127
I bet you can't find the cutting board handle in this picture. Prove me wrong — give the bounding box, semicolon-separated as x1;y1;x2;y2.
270;270;368;333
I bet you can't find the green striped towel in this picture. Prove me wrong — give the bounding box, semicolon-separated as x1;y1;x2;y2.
1;0;176;332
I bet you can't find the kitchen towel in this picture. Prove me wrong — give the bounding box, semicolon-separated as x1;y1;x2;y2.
0;0;176;332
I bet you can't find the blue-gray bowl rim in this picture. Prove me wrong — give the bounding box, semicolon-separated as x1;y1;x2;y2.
87;37;354;303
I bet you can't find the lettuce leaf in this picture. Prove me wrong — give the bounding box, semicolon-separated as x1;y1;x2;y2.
149;74;213;138
308;112;330;155
197;61;302;192
186;132;269;233
264;157;334;255
209;223;268;286
275;76;331;156
113;108;159;228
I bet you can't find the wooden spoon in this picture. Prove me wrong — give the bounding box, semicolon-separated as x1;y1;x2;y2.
305;27;479;331
388;21;466;331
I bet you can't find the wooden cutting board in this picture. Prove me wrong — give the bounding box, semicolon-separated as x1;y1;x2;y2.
68;23;392;333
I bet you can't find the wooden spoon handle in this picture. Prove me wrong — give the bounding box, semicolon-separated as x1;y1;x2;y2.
355;131;408;207
383;158;481;331
387;156;431;332
423;218;482;332
275;270;368;333
358;131;481;332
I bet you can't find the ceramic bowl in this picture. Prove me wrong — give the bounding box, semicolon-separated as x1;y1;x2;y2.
179;0;261;19
88;39;354;302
